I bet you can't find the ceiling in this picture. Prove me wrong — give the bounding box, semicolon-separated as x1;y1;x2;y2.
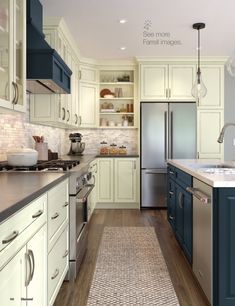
40;0;235;60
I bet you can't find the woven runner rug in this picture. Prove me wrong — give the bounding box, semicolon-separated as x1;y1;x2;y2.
87;227;179;306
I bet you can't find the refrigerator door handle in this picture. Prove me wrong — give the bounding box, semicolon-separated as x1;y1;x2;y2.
170;111;173;158
164;111;168;161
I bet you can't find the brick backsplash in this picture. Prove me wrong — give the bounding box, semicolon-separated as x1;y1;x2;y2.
0;96;138;161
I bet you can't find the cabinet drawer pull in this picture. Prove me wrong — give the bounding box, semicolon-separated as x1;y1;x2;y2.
169;215;174;220
32;210;43;218
62;107;66;120
2;230;19;244
51;212;59;220
169;171;175;175
67;109;70;122
28;250;35;282
21;298;33;301
63;202;69;207
63;250;69;258
169;191;174;195
51;268;59;280
178;192;183;209
25;252;31;287
75;113;78;124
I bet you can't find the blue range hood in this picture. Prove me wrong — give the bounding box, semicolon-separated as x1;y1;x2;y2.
27;0;72;94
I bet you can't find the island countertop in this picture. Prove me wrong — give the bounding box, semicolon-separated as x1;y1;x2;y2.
0;172;69;223
167;159;235;187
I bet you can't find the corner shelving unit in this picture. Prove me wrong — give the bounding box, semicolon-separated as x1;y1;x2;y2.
99;69;136;128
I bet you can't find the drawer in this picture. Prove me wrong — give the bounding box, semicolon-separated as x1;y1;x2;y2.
48;179;69;243
0;194;47;252
175;168;192;187
48;226;69;306
168;164;192;187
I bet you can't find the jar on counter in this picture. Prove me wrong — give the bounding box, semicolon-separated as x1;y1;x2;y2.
118;145;127;155
109;143;118;155
99;141;109;155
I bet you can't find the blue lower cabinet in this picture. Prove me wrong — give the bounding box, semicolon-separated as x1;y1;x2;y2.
175;185;184;244
167;165;192;264
213;188;235;306
167;178;176;229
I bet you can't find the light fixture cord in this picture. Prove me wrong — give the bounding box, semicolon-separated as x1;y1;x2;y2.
197;28;201;83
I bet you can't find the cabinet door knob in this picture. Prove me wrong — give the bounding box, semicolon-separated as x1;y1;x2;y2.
169;215;174;220
63;202;69;207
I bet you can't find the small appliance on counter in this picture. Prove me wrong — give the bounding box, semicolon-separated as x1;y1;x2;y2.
68;133;85;155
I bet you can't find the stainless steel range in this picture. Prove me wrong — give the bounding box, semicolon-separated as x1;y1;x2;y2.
0;159;94;281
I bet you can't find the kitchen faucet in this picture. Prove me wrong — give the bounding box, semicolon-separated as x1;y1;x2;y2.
217;123;235;143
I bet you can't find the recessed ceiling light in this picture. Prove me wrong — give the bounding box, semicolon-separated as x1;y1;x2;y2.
119;19;127;24
120;46;126;51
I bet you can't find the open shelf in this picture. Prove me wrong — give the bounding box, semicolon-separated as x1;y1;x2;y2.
99;112;134;115
100;82;134;85
100;97;134;100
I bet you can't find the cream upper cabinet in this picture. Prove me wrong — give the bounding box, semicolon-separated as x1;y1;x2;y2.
78;64;98;128
0;0;26;112
168;65;196;100
140;65;168;100
198;65;224;109
79;82;98;128
140;63;195;101
30;19;80;129
80;65;98;83
197;110;224;159
97;158;138;208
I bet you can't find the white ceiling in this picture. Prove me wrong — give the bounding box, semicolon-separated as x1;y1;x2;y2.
40;0;235;60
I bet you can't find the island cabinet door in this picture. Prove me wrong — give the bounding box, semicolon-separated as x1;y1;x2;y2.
175;184;184;244
167;178;176;230
214;188;235;306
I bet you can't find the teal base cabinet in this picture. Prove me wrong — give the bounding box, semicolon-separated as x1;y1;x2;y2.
167;165;193;264
213;188;235;306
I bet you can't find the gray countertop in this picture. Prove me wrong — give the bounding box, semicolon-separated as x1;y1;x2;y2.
0;172;69;223
63;154;139;159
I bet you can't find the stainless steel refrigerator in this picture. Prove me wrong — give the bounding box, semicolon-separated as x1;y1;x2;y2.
141;102;196;208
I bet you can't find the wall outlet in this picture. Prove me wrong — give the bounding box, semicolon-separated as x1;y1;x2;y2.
233;139;235;146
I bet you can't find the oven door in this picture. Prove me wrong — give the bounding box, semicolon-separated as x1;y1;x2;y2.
76;184;94;224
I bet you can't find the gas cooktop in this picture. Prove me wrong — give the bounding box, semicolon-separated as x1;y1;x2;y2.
0;159;80;172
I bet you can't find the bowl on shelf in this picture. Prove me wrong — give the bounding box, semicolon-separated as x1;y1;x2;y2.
104;94;115;99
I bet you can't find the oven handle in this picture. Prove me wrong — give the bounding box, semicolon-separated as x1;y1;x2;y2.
77;184;95;203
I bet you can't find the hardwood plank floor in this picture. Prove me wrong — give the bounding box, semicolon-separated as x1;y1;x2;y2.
54;209;210;306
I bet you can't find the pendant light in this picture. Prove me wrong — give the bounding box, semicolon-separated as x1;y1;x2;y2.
191;23;207;100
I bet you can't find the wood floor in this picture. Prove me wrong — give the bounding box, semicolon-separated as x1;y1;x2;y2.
54;209;210;306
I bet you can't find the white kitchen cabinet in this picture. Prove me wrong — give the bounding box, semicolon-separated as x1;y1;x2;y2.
0;247;25;306
0;0;26;112
48;227;69;306
99;68;136;128
30;18;79;129
140;63;195;101
197;110;224;159
79;81;98;128
88;160;98;220
47;179;69;306
114;159;137;203
0;224;47;306
80;64;98;83
0;190;47;306
198;65;224;109
97;158;114;203
97;158;138;208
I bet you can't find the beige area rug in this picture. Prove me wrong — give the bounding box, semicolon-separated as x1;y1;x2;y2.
87;227;179;306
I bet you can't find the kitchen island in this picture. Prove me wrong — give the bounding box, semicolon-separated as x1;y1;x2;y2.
167;159;235;306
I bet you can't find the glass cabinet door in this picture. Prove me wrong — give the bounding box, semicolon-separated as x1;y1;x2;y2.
0;0;11;106
14;0;25;110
